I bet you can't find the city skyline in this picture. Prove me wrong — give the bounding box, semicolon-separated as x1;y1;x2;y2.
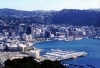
0;0;100;11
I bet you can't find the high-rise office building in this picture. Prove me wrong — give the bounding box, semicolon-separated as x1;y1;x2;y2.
0;25;3;33
45;31;51;38
50;28;58;36
26;26;32;35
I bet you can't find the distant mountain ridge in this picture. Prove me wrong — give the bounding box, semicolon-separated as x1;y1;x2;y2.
0;8;100;26
0;8;42;16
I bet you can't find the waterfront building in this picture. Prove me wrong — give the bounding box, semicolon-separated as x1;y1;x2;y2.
97;28;100;37
79;31;83;37
86;30;92;36
7;44;19;51
29;50;40;59
89;26;95;34
18;43;27;51
68;28;74;37
65;30;70;38
73;31;79;37
82;30;86;36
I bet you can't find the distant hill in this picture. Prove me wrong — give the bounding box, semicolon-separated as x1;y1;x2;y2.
0;8;100;26
52;9;100;26
0;8;51;16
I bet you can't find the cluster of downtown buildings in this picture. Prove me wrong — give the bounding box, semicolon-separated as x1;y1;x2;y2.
0;22;100;51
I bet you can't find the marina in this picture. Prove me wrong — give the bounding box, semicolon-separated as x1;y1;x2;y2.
42;49;88;61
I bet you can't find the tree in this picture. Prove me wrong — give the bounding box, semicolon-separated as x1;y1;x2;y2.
3;57;66;68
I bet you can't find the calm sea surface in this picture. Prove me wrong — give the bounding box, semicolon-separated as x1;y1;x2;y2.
34;38;100;68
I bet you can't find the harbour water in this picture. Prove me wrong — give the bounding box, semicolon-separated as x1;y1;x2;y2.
34;38;100;68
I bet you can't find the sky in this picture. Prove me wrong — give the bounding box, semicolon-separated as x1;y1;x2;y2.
0;0;100;11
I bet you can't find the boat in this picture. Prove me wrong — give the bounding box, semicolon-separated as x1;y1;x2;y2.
73;55;78;59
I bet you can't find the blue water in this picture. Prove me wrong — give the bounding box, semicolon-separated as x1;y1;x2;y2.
34;38;100;68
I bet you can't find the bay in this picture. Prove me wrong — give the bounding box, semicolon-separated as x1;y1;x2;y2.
34;38;100;68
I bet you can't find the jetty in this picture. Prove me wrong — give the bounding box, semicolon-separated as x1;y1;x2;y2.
40;49;88;61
